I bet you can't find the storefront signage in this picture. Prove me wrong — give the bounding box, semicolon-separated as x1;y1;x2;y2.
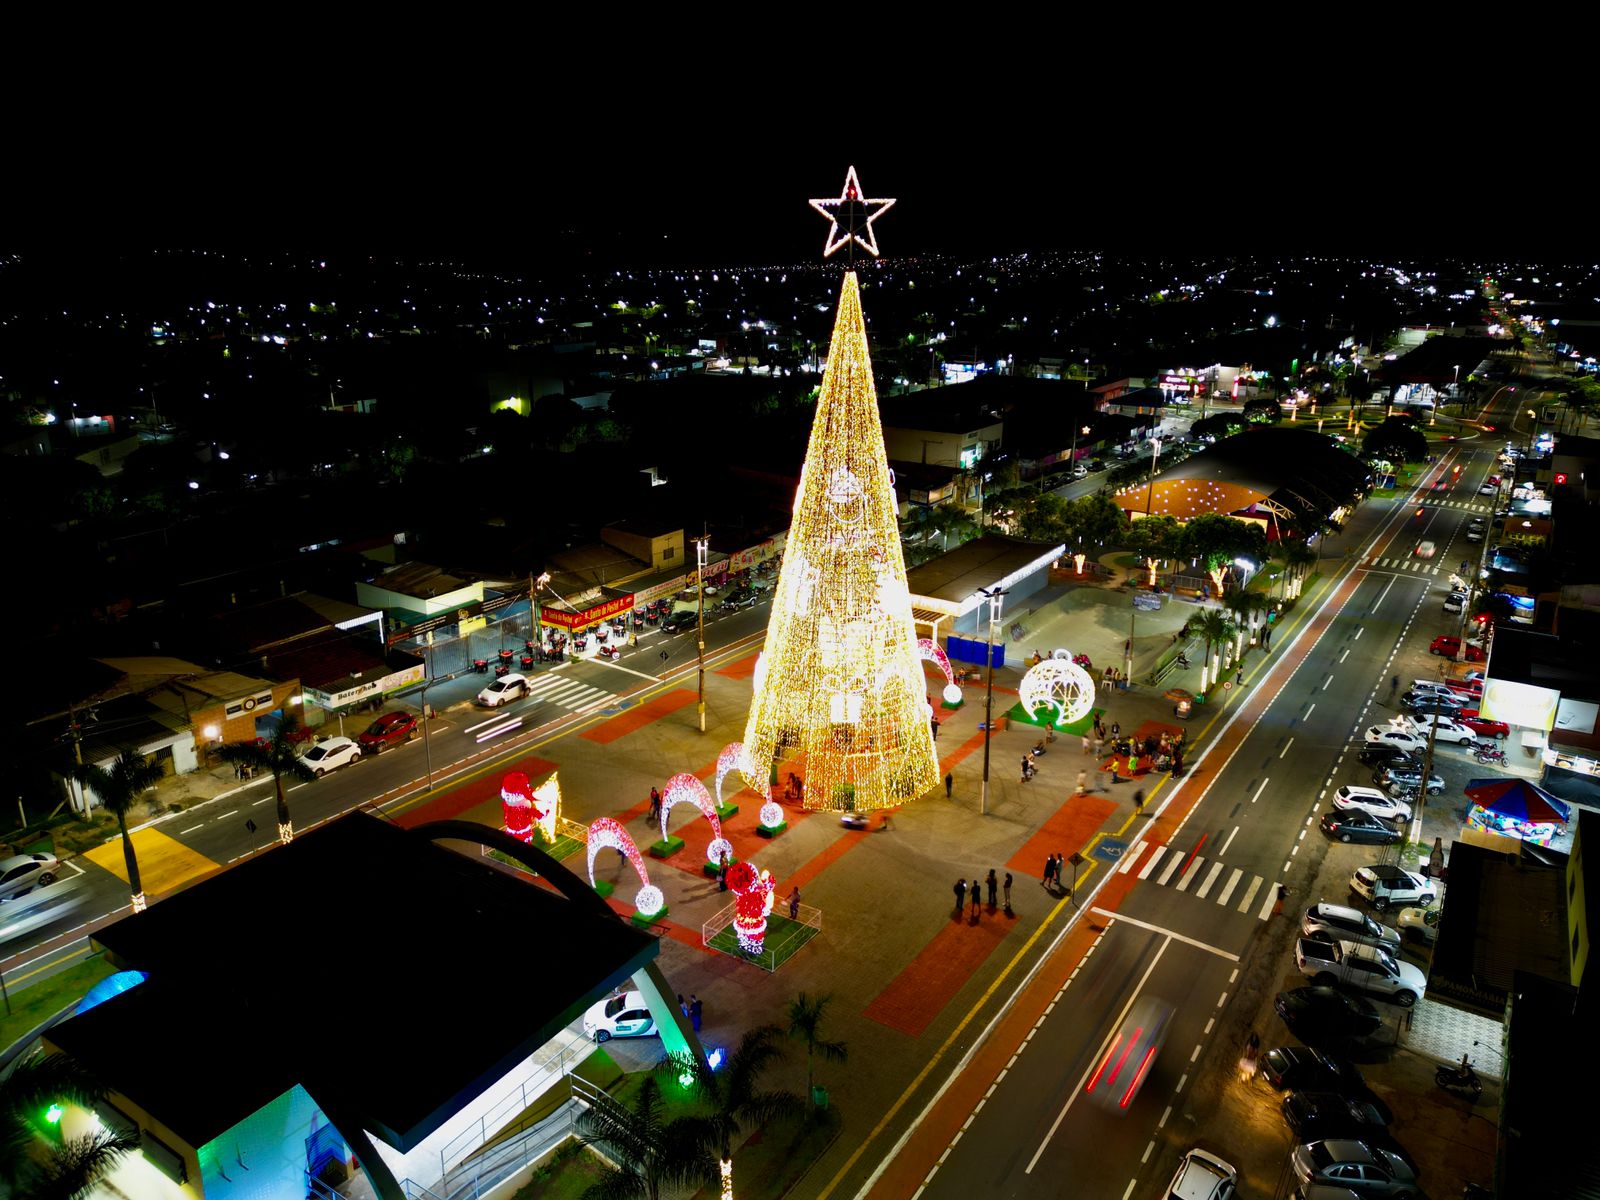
728;532;787;573
224;689;276;718
631;576;688;608
306;663;426;710
544;592;635;630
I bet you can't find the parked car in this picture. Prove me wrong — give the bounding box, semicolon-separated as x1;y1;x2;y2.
1302;903;1401;951
299;736;363;778
1430;636;1486;662
358;711;419;754
1294;939;1426;1007
1357;743;1414;768
581;991;658;1042
0;853;60;903
1164;1147;1237;1200
1332;787;1411;823
1478;483;1498;496
1364;726;1425;754
1320;811;1402;846
1397;906;1441;946
1402;688;1464;710
1086;995;1173;1111
477;673;531;707
1350;864;1436;911
1274;987;1384;1040
1406;680;1456;698
1290;1139;1418;1197
1260;1047;1365;1092
1457;710;1509;738
1380;766;1444;795
719;592;759;612
1410;714;1475;745
1465;528;1483;543
1443;591;1466;613
1282;1090;1392;1143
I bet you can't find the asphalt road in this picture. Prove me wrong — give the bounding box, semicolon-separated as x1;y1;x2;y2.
908;383;1524;1198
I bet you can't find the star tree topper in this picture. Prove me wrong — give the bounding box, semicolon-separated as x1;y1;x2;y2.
809;166;896;259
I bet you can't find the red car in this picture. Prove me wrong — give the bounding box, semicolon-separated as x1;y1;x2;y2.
1445;679;1485;699
1430;636;1486;662
358;711;420;754
1458;710;1510;738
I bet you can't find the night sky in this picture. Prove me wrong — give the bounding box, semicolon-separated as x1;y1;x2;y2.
9;73;1582;267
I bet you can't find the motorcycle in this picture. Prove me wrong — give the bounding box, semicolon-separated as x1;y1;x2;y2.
598;644;620;661
1475;746;1506;765
1435;1059;1483;1102
494;661;511;678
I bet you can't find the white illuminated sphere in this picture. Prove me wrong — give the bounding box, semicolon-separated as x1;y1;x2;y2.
1019;659;1096;727
707;837;733;867
635;885;664;916
760;800;784;828
942;683;963;704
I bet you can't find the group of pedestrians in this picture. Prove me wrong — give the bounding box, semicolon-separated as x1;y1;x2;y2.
954;869;1012;915
1041;852;1071;893
676;992;705;1032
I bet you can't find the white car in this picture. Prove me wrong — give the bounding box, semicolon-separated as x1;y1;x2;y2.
1478;484;1497;495
1165;1148;1237;1200
477;673;530;707
1443;593;1465;614
1412;713;1476;745
581;991;658;1043
1465;529;1483;543
1332;786;1411;823
299;736;362;777
1363;726;1425;754
0;853;60;903
1398;906;1441;946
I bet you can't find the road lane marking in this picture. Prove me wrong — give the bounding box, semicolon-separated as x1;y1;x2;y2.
1259;884;1281;921
1118;843;1146;874
1237;876;1262;913
1025;936;1174;1173
180;824;203;835
1216;868;1243;907
1219;825;1240;855
1175;858;1203;891
1279;735;1294;758
1323;675;1334;690
1251;778;1270;803
1195;861;1224;898
1138;846;1167;879
1086;911;1239;961
1304;702;1316;720
1156;851;1185;886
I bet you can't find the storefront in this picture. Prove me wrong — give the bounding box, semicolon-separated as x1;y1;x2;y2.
303;661;427;724
543;591;636;635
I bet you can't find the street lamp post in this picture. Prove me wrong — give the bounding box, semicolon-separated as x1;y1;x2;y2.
695;537;709;733
1129;437;1163;681
977;586;1006;816
530;571;551;658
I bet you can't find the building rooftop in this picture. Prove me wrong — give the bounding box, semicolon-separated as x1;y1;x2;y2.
906;534;1064;606
50;813;657;1152
368;562;474;601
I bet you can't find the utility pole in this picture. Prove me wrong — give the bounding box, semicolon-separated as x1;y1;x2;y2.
695;537;709;733
977;586;1006;816
530;571;551;659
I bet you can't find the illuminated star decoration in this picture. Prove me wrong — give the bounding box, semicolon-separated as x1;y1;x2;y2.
809;166;896;259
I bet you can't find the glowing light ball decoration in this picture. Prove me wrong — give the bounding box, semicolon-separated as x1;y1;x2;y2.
740;179;939;813
586;817;663;917
661;772;733;868
726;860;777;954
1019;658;1096;727
716;742;766;809
760;799;786;830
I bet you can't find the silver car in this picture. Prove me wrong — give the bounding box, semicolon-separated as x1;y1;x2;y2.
1302;902;1401;951
1291;1139;1417;1196
0;853;60;902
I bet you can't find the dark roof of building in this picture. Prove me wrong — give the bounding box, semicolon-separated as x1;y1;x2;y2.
888;460;961;491
49;813;657;1152
1376;335;1497;385
1425;840;1569;1017
879;379;1009;434
1488;627;1597;702
1502;971;1600;1198
1114;427;1371;523
207;595;337;655
369;562;475;601
266;632;422;693
906;534;1064;604
604;517;684;540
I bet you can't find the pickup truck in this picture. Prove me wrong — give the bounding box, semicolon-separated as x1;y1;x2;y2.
1350;864;1437;911
1294;938;1427;1007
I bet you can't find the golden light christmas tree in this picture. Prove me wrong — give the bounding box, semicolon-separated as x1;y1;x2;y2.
740;169;939;812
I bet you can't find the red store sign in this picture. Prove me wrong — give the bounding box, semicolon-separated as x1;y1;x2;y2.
542;593;635;630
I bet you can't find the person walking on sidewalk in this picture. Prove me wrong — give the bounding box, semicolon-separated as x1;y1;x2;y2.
1110;759;1121;784
954;878;967;911
1076;769;1089;796
1134;788;1145;815
689;995;703;1032
788;886;801;920
648;787;661;824
986;869;998;907
1042;855;1054;889
718;852;730;892
970;878;981;916
1082;734;1091;755
945;772;954;798
1389;675;1399;704
1003;872;1013;909
1235;666;1243;687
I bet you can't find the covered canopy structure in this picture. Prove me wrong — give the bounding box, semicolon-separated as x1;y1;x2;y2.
1113;427;1371;538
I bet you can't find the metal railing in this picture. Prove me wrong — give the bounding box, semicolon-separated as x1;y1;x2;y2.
701;900;822;972
436;1031;591;1174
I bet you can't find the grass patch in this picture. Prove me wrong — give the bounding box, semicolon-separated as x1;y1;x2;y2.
705;913;821;971
487;834;584;873
1004;703;1103;738
0;954;117;1052
507;1141;610;1200
722;1105;843;1200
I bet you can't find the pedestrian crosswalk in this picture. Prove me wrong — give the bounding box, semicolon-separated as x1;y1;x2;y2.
1119;840;1279;920
522;672;616;712
1417;499;1490;513
1364;556;1441;575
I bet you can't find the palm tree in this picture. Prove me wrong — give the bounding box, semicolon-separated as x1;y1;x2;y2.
664;1025;802;1200
1192;610;1233;693
786;992;848;1111
1283;543;1318;599
69;748;164;913
217;712;317;844
0;1052;138;1199
576;1076;716;1200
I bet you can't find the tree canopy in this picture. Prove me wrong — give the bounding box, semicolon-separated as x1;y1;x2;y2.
1362;417;1427;465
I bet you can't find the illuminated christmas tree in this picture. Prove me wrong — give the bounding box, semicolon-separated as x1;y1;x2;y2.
741;169;939;812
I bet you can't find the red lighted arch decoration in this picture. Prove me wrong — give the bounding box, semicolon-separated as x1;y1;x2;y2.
661;773;733;867
586;817;663;917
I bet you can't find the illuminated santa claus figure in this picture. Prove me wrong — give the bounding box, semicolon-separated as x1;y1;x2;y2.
501;772;536;843
727;861;777;954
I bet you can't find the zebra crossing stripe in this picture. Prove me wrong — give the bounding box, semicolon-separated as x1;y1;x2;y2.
1139;846;1168;880
1157;852;1186;887
1175;857;1204;892
1259;884;1280;922
1216;868;1243;907
1237;876;1263;914
1119;843;1146;874
1195;861;1225;899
